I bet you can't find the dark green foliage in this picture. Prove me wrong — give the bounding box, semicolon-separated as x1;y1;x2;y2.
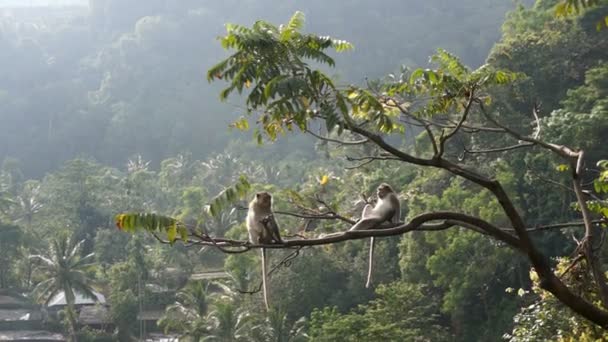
308;282;450;341
0;223;23;288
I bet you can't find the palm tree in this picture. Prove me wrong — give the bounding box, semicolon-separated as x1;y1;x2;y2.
160;281;252;342
191;283;251;342
158;281;211;341
30;234;96;341
250;309;309;342
203;300;252;342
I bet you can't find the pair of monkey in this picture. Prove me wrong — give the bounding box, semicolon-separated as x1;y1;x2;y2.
246;183;401;310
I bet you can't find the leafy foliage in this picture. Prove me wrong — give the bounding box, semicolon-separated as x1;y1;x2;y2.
158;281;212;340
506;259;608;341
208;11;353;140
211;12;520;143
30;234;97;340
308;282;450;341
555;0;608;30
115;176;250;243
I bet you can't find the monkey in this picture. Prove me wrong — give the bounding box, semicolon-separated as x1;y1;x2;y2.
247;191;283;310
349;183;400;288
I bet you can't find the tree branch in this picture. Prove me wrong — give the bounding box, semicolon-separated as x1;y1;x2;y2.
305;129;369;145
439;92;476;156
463;142;534;155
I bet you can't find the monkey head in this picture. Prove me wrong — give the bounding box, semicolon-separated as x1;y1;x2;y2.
255;191;273;208
376;183;395;199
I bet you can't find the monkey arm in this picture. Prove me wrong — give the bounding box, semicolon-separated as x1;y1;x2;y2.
262;214;283;243
391;205;401;224
349;217;385;231
361;204;373;218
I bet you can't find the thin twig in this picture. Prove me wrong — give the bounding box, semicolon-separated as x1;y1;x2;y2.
306;129;369;145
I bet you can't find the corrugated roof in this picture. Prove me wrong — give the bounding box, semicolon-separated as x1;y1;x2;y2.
78;305;110;325
0;294;27;307
137;309;164;321
189;271;230;280
47;290;105;307
0;309;42;322
0;330;65;341
144;333;179;342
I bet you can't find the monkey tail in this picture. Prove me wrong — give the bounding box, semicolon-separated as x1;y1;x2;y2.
261;248;270;310
365;237;375;288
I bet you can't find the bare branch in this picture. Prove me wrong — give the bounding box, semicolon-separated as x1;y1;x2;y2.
478;102;579;159
274;210;355;225
439;92;476;156
504;219;607;233
236;247;303;295
306;129;369;146
463;142;534;155
526;168;574;193
345;155;401;169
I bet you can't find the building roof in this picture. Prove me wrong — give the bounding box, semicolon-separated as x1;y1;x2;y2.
137;309;164;321
0;292;30;309
145;283;169;293
189;271;230;280
145;333;179;342
78;305;110;325
0;309;42;322
47;290;105;307
0;330;65;341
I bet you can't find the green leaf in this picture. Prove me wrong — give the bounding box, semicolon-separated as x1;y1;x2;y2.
280;11;305;41
178;227;189;242
409;68;425;85
167;223;177;243
556;164;569;172
230;117;250;131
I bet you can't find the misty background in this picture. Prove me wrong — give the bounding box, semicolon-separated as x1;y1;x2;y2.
0;0;529;178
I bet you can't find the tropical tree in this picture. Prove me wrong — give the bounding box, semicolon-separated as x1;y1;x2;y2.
203;285;254;342
309;282;449;341
555;0;608;30
203;300;252;342
30;234;97;341
249;308;308;342
159;281;212;341
118;8;608;331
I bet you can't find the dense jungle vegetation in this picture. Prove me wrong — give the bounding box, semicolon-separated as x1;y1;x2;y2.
0;0;607;341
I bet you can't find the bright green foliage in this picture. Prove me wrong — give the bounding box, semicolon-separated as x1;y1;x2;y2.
556;0;602;16
596;160;608;194
555;0;608;30
591;160;608;220
207;176;251;217
30;234;97;340
308;282;449;341
210;12;519;143
506;259;608;341
398;49;520;117
208;11;352;141
115;175;250;243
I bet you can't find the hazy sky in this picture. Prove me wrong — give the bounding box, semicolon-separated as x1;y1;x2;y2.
0;0;86;7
